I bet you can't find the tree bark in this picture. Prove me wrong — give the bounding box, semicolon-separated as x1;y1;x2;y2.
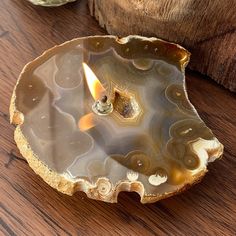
88;0;236;92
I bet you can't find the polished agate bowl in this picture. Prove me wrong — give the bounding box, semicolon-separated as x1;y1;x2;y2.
26;0;76;7
10;36;223;203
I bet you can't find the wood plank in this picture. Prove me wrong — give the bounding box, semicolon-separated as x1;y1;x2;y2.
0;0;236;235
88;0;236;92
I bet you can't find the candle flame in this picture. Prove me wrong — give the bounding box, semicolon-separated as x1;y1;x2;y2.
82;63;105;101
78;113;96;131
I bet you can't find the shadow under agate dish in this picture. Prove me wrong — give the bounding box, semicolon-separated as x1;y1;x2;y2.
10;36;223;203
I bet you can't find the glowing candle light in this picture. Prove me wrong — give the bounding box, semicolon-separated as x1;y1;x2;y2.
82;62;106;101
82;62;113;116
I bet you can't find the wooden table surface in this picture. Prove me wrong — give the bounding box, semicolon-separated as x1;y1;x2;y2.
0;1;236;235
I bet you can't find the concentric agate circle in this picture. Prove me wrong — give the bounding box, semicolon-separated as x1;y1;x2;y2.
10;36;223;203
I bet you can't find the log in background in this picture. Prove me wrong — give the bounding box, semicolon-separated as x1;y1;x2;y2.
0;0;236;235
88;0;236;92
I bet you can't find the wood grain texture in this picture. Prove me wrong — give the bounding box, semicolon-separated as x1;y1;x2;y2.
0;0;236;235
88;0;236;92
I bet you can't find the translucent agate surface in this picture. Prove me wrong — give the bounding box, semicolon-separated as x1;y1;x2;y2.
27;0;76;6
11;36;223;203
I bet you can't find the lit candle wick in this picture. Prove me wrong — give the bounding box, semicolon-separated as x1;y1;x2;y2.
82;62;105;101
101;95;108;103
82;62;113;116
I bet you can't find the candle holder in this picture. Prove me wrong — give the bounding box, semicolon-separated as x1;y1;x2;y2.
10;36;223;203
92;95;113;116
26;0;76;7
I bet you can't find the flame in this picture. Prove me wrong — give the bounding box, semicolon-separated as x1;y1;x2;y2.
78;113;96;131
82;63;105;101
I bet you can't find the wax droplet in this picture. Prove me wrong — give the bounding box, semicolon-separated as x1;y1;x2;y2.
137;160;143;166
176;92;181;97
129;152;150;173
96;42;100;47
154;48;158;52
32;97;38;102
125;48;130;53
28;84;33;88
144;45;148;50
180;128;193;135
148;168;168;186
148;174;167;186
127;171;139;181
41;115;46;119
